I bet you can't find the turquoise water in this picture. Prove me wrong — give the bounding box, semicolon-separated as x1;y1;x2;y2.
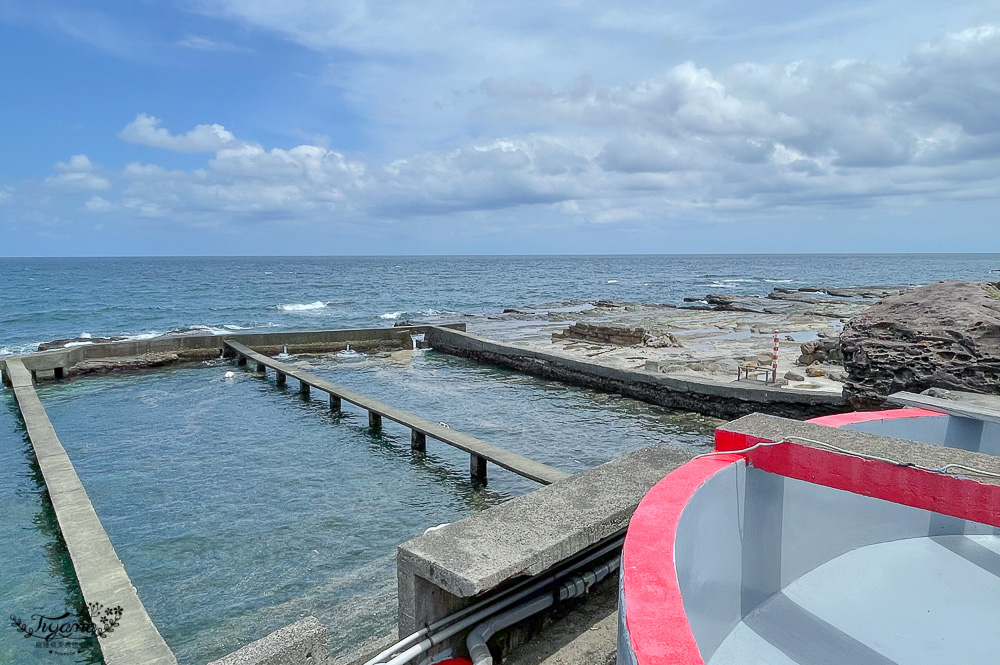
27;353;717;663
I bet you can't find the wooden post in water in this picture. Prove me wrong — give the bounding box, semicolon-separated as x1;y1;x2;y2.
470;453;487;484
411;430;426;453
330;394;341;413
369;411;382;433
299;380;310;396
276;371;286;387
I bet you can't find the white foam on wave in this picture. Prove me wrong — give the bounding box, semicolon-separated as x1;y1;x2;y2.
764;279;793;283
278;301;329;312
419;308;459;316
379;311;406;320
127;331;162;340
64;341;94;348
607;280;618;284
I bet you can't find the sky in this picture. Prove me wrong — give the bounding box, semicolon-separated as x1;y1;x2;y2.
0;1;998;256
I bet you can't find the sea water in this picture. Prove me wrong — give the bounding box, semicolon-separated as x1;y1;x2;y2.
2;254;997;357
22;356;716;664
1;254;997;663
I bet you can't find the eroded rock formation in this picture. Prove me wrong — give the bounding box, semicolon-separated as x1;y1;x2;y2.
840;281;1000;408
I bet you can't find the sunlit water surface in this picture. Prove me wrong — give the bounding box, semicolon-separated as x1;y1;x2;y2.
14;352;717;664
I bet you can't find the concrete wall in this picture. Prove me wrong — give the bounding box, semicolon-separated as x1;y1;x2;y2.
1;324;466;377
207;617;327;665
672;463;997;662
398;446;693;661
842;414;1000;457
5;359;332;665
425;326;845;420
4;359;177;665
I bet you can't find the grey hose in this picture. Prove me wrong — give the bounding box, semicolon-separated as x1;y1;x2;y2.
466;595;554;665
368;532;626;665
466;555;620;665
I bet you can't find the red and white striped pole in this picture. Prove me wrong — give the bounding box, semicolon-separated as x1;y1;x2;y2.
772;330;779;383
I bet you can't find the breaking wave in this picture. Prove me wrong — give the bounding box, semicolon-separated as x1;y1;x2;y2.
277;301;329;312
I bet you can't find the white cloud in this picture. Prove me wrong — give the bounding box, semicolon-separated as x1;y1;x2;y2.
84;196;115;212
119;113;241;153
45;154;111;191
176;34;248;52
14;22;1000;238
56;154;96;171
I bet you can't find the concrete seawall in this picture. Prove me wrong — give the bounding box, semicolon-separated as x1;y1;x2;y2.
425;327;846;420
1;324;466;380
5;358;177;665
397;446;694;662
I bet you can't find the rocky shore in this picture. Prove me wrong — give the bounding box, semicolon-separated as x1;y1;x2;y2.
38;281;1000;413
841;281;1000;408
466;285;906;396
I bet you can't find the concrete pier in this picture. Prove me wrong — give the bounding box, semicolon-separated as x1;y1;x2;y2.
369;411;382;432
411;430;426;452
224;340;569;486
276;371;286;387
4;359;177;665
470;453;487;484
330;394;341;412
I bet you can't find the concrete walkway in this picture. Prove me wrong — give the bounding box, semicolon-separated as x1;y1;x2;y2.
224;340;569;485
5;358;176;665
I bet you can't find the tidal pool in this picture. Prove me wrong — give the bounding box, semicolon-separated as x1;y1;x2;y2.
25;351;716;663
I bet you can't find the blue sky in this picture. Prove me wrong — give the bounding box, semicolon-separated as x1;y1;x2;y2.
1;1;998;256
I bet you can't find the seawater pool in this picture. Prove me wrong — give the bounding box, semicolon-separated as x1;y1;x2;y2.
5;351;717;664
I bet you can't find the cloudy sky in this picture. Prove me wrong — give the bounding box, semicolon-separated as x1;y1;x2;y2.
1;1;998;255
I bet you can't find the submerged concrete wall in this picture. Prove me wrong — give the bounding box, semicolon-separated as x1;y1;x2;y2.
1;324;466;378
425;326;845;420
207;617;327;665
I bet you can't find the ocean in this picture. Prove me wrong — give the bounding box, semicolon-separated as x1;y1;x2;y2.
3;254;998;357
0;254;997;664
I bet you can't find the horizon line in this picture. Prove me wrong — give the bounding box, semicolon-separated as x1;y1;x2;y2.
3;251;999;260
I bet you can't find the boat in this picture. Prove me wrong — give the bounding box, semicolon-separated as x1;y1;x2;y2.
618;391;1000;665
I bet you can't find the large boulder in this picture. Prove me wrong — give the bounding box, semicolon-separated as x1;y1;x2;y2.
840;281;1000;408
